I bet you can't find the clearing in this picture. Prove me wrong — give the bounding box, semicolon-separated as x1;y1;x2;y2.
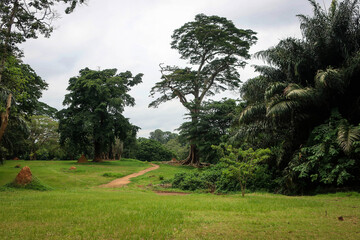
0;159;359;240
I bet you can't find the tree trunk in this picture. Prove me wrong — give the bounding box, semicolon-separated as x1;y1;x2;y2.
182;106;201;166
182;144;200;166
240;182;245;197
0;93;12;143
93;140;102;162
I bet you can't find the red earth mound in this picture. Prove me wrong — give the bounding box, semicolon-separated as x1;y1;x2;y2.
77;154;88;163
15;166;32;185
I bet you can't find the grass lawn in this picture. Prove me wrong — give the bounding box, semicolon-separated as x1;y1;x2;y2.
0;159;359;239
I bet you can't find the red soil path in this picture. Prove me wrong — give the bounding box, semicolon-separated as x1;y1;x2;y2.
99;163;159;188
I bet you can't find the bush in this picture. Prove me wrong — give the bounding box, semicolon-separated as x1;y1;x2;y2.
136;138;174;162
286;111;360;194
172;161;274;193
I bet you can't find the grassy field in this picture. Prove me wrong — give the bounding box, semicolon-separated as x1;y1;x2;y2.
0;159;359;239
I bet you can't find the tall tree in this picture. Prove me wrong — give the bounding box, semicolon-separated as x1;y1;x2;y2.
0;0;85;143
58;68;143;162
149;14;257;165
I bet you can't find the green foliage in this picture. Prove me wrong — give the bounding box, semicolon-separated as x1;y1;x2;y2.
149;129;178;144
213;144;271;196
163;137;188;160
172;161;273;194
179;98;239;163
0;57;49;159
289;110;360;192
27;115;62;160
1;56;48;115
58;68;142;160
235;0;360;193
136;138;174;162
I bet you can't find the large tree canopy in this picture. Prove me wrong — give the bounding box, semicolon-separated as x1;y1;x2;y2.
58;67;143;162
149;14;257;165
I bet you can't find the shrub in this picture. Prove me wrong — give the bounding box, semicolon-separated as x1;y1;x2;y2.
171;161;274;194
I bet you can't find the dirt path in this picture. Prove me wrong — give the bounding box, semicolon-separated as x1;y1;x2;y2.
99;163;159;188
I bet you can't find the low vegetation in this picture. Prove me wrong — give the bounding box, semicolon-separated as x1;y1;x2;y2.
0;159;359;239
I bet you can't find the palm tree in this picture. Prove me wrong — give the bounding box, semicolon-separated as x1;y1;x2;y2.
237;0;360;164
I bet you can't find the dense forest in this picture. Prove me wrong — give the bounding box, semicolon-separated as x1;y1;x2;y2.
1;0;359;195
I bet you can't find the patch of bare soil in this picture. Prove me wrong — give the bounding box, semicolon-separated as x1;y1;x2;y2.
99;163;159;188
154;191;190;196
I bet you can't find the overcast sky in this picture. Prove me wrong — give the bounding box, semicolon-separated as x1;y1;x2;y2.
21;0;332;137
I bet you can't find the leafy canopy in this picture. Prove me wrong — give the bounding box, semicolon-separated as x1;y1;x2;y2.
58;68;143;160
149;14;257;110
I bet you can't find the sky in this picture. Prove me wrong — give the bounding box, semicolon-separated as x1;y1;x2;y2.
21;0;332;137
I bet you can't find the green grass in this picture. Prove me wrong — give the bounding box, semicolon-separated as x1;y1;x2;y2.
0;159;150;189
130;161;195;190
0;160;359;239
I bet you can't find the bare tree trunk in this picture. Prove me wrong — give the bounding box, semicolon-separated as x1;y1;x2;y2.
0;93;12;143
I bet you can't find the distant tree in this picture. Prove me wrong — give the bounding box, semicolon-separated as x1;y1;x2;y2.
149;129;178;144
164;137;188;160
0;0;85;144
114;125;139;159
149;14;257;165
136;138;174;162
58;68;142;162
27;115;61;160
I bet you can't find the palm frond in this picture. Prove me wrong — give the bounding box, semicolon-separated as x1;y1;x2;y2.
285;83;318;103
239;103;266;124
264;82;288;101
266;96;300;118
315;68;346;92
337;120;360;154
